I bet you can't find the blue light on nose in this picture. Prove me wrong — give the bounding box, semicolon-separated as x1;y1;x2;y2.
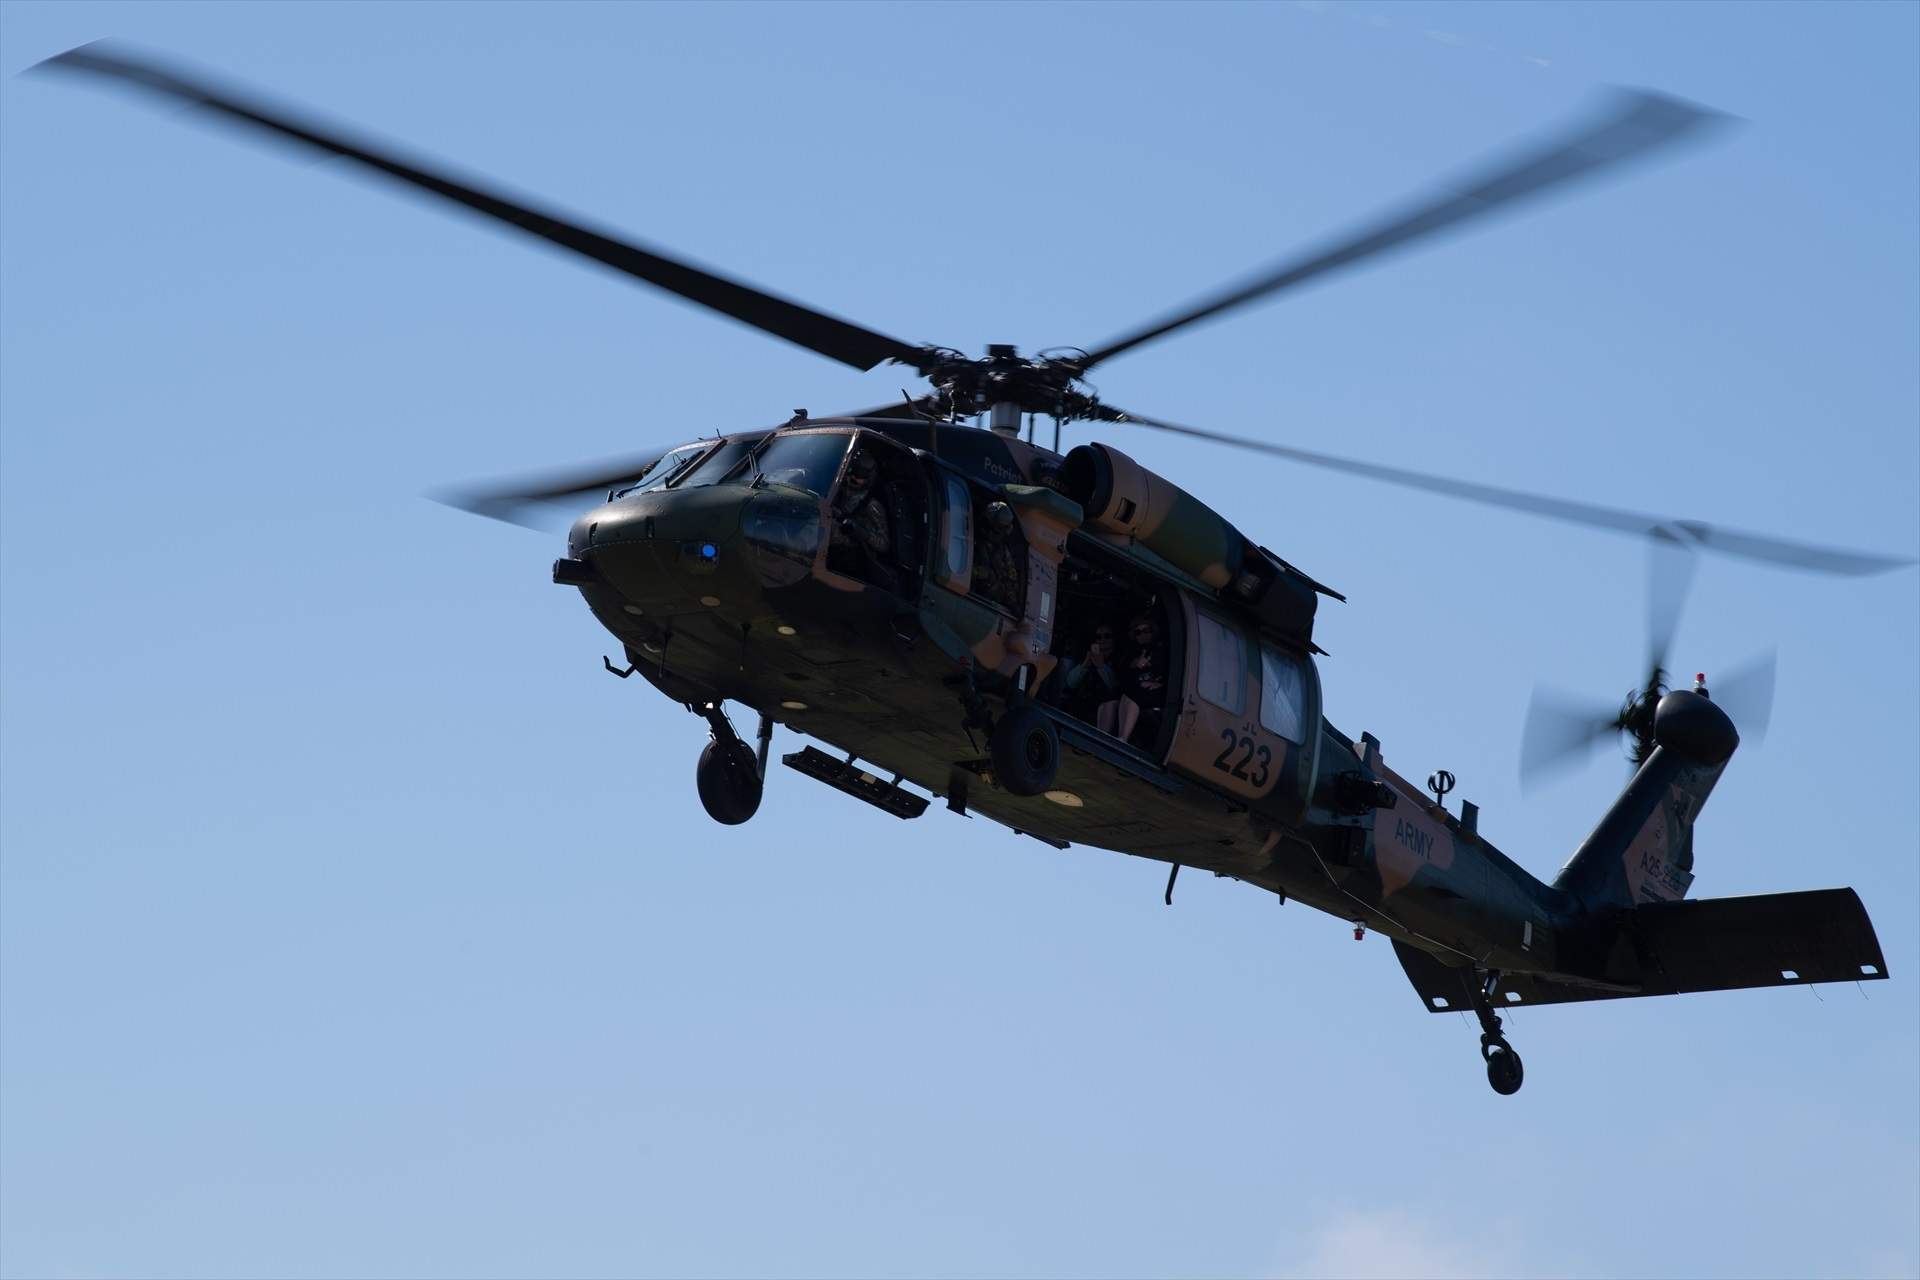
700;543;717;559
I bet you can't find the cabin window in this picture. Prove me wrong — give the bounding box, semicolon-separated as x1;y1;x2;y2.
1259;643;1306;743
1194;611;1245;714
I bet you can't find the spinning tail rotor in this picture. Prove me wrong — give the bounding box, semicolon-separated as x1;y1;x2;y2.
1521;537;1777;787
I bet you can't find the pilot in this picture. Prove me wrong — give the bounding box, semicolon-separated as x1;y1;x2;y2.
830;449;895;589
1101;610;1168;747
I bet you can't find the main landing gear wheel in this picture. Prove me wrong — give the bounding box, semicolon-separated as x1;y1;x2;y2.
697;737;763;825
1469;971;1525;1095
989;702;1059;797
1483;1037;1525;1096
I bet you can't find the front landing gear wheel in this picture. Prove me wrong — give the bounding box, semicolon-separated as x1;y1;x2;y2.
697;738;763;825
1483;1039;1524;1096
989;703;1059;797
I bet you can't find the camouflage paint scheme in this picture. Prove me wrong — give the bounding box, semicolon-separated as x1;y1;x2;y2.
561;416;1887;1019
42;44;1888;1091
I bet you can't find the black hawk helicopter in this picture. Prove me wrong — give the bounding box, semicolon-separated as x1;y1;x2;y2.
40;44;1906;1095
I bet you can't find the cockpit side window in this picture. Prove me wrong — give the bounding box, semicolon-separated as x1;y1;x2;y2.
936;475;973;591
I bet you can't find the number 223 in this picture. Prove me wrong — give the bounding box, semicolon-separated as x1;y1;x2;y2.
1212;729;1271;788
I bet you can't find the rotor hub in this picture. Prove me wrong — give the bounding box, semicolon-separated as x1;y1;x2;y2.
905;343;1107;426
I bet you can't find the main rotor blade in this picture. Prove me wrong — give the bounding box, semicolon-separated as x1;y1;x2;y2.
1100;408;1914;577
36;43;926;373
434;445;694;530
1076;89;1728;371
1520;689;1620;788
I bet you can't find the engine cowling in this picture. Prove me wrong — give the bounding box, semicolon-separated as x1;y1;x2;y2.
1059;442;1244;589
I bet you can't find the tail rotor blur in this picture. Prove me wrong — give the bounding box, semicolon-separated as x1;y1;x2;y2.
1520;542;1775;790
1705;650;1777;741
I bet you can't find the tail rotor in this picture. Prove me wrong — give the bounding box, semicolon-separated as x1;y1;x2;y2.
1520;540;1775;789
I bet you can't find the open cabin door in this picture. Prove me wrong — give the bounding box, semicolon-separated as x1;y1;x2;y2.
919;460;1062;686
1167;596;1319;808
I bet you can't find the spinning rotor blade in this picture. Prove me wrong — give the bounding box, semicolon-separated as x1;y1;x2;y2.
435;445;694;530
1710;650;1777;742
1076;89;1727;371
1646;530;1699;681
36;43;925;373
1520;689;1621;787
1099;408;1913;577
440;402;924;531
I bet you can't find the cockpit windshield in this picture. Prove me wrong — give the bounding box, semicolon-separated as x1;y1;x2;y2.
668;437;758;490
742;431;850;498
607;429;849;501
612;444;705;497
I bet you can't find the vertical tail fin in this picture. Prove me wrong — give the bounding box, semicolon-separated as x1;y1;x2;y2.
1553;690;1737;911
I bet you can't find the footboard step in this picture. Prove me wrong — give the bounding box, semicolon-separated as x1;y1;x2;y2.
782;746;929;819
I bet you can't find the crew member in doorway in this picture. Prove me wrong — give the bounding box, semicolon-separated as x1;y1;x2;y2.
972;500;1023;610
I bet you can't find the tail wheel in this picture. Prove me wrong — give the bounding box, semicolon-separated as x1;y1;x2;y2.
697;738;763;825
989;703;1060;797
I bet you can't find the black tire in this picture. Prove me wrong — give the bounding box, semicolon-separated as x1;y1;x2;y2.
696;738;763;825
1486;1045;1525;1096
989;702;1059;797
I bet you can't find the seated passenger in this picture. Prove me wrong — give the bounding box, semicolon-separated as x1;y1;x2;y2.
1100;611;1168;748
1061;623;1119;722
829;449;896;591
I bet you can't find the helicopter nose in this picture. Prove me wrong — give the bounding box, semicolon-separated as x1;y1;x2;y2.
570;485;754;610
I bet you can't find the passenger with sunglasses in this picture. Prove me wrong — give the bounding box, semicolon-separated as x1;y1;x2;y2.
1098;611;1168;748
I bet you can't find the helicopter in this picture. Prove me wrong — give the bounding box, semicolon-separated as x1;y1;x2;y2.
39;44;1906;1096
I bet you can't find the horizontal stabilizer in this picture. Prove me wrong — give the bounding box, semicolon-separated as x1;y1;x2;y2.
1397;888;1888;1012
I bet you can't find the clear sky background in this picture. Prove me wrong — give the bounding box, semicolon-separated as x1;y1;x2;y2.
2;3;1915;1277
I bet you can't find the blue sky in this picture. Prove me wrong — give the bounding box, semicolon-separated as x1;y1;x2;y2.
2;3;1915;1277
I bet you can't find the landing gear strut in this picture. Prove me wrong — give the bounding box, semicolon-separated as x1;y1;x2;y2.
1470;972;1525;1096
695;703;764;825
